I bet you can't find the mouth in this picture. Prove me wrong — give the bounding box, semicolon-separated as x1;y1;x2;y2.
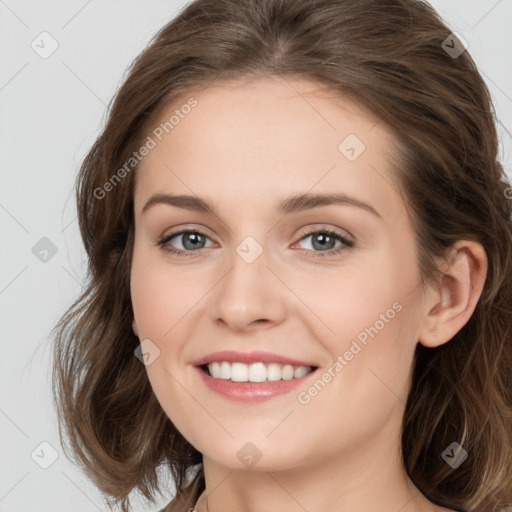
192;350;318;375
195;362;319;403
198;361;318;383
191;350;320;402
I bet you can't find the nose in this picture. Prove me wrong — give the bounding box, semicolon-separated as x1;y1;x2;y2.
209;242;288;332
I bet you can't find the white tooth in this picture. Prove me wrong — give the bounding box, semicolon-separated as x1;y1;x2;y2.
248;362;267;382
267;363;282;381
220;361;231;379
208;362;221;378
281;364;294;380
206;361;312;382
230;362;249;382
294;365;310;378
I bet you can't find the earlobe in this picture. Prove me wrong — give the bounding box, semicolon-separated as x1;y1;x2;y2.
132;318;139;337
419;240;487;348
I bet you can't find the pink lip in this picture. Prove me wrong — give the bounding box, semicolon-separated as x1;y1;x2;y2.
191;350;317;367
194;365;317;403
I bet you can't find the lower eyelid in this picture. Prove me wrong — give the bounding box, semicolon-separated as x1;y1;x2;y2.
159;229;353;255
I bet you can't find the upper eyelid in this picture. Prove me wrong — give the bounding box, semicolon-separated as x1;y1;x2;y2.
161;228;214;244
296;225;353;242
161;226;353;246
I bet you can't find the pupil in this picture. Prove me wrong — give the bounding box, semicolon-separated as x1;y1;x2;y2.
314;233;334;250
184;233;202;249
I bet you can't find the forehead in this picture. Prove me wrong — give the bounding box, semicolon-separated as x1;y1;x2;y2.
134;76;402;220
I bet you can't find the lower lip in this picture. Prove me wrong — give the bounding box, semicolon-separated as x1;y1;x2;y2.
194;366;316;403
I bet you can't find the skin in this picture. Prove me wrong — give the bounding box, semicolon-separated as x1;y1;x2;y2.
130;76;487;512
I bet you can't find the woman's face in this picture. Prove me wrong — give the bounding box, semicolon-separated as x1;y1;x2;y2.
130;76;429;471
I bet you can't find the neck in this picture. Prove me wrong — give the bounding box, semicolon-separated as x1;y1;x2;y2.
193;420;439;512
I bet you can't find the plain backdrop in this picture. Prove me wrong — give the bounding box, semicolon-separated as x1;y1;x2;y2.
1;1;511;511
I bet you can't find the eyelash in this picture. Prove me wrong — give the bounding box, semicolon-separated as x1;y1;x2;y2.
157;228;355;259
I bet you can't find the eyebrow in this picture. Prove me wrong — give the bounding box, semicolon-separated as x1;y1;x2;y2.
141;192;381;218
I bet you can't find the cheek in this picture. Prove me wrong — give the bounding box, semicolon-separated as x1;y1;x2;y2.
302;250;419;398
316;290;412;393
130;246;198;338
289;294;416;460
130;250;201;430
299;264;402;345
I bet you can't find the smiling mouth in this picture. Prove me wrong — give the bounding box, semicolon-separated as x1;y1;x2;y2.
199;361;318;383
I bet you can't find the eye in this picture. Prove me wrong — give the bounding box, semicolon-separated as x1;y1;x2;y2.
293;229;354;259
157;227;354;258
157;229;214;257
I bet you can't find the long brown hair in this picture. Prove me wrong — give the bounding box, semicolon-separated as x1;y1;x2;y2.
51;1;512;511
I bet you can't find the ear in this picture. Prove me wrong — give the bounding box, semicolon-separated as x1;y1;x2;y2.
418;240;487;348
132;317;139;337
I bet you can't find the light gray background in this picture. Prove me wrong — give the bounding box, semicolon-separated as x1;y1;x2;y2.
1;1;511;511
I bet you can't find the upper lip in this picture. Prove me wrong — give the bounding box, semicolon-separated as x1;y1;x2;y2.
191;350;318;367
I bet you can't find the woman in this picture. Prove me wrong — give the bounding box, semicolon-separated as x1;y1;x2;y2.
52;1;512;511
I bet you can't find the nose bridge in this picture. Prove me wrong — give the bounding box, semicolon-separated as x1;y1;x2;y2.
211;232;286;330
